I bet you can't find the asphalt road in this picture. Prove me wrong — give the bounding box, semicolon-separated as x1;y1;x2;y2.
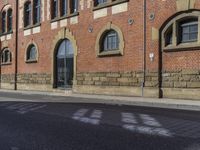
0;94;199;150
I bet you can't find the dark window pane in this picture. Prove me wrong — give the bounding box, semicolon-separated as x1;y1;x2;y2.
27;45;37;60
190;33;198;40
2;11;6;33
24;2;31;27
190;25;198;32
180;19;198;43
7;9;12;32
182;33;189;42
52;0;58;19
1;49;11;63
182;26;189;34
71;0;78;14
102;30;119;51
33;0;41;24
61;0;68;16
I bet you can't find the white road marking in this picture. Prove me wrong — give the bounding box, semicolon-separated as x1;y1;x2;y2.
72;108;88;120
121;113;172;137
121;112;138;124
123;124;172;137
72;109;102;125
90;110;102;119
7;103;32;110
17;104;47;114
140;114;161;127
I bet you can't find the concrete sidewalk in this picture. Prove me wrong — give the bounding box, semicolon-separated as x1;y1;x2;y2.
0;89;200;111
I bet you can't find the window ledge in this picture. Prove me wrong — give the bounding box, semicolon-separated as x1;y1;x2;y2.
98;50;122;57
163;42;200;52
24;23;41;30
51;12;79;23
1;62;12;66
0;31;13;37
93;0;129;11
26;60;37;63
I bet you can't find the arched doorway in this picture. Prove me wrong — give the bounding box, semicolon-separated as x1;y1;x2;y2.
56;39;74;88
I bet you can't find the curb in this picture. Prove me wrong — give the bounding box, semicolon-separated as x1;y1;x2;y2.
0;89;200;111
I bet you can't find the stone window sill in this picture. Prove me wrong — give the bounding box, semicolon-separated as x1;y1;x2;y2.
98;50;122;57
1;62;12;66
51;12;79;23
163;42;200;52
26;60;37;63
93;0;129;11
0;31;13;37
24;23;41;30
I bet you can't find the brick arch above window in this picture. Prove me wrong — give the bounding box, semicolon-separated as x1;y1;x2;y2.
95;22;124;57
161;11;200;52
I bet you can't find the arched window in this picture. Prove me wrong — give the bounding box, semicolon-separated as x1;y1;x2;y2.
1;48;12;64
7;9;12;32
162;12;200;51
33;0;41;24
24;1;32;27
101;30;119;51
60;0;68;17
51;0;58;19
26;44;37;61
1;11;6;34
96;23;124;56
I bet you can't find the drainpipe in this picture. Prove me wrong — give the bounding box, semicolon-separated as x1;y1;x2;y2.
14;0;19;90
142;0;147;97
0;43;1;89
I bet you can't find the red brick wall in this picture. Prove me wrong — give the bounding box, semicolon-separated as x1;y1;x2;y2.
146;0;200;72
0;0;16;75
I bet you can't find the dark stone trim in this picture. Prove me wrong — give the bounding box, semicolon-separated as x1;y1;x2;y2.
0;31;13;37
163;45;200;52
24;23;41;30
50;12;79;23
93;0;129;11
25;60;38;63
1;62;12;66
98;50;122;57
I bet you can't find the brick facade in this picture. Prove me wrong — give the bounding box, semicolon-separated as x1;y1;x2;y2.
0;0;200;100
